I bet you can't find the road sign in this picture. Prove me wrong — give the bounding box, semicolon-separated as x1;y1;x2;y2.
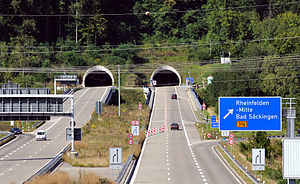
283;138;300;178
228;139;234;145
66;128;81;141
109;147;122;169
128;139;134;145
211;115;219;128
139;103;142;110
131;125;139;136
131;120;136;126
219;97;281;131
252;148;265;171
135;121;139;125
128;133;134;140
202;103;206;110
211;115;216;123
221;131;229;137
211;123;219;128
207;133;211;138
229;133;234;139
153;80;157;86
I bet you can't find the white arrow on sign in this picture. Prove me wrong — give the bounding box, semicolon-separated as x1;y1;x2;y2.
223;109;233;119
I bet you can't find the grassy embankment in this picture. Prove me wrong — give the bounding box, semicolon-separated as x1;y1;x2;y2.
64;89;150;167
0;121;44;132
27;171;114;184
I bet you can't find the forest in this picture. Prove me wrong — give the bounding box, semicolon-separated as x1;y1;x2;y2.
0;0;299;115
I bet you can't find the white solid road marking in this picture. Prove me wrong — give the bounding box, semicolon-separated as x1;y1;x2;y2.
211;146;242;184
175;87;191;146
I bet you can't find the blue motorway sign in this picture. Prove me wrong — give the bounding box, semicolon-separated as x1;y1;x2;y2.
219;97;281;131
211;115;219;128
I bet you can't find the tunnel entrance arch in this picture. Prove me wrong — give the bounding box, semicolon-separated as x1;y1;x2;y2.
83;66;114;87
150;65;181;86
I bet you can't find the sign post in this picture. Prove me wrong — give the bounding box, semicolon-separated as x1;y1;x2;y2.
219;97;281;131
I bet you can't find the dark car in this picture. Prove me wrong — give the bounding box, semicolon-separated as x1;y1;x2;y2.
10;127;22;134
170;123;179;130
171;94;177;99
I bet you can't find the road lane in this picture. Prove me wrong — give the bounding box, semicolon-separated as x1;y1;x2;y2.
0;87;110;184
133;86;243;184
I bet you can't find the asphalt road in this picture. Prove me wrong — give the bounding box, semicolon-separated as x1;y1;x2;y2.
0;87;111;184
132;86;244;184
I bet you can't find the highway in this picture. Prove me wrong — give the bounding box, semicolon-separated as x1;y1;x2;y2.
132;86;244;184
0;87;110;184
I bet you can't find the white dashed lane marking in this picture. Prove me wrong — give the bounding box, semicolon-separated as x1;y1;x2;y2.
0;173;4;176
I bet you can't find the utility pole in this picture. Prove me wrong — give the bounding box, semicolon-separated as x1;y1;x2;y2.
284;98;296;184
118;65;121;117
210;39;212;63
71;97;75;152
75;1;78;43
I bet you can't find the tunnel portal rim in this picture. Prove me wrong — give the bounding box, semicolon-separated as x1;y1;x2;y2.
150;65;181;86
83;66;114;87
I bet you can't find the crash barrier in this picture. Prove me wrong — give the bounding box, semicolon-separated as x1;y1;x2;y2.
190;89;210;122
218;142;259;184
0;131;14;146
104;87;114;104
23;144;71;184
115;154;135;184
145;88;152;106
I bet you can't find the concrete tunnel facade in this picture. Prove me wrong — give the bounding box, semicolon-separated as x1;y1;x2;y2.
82;66;114;87
150;65;181;86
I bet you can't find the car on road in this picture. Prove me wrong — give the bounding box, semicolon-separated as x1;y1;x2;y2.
10;127;22;134
170;123;179;130
171;94;177;99
36;130;47;141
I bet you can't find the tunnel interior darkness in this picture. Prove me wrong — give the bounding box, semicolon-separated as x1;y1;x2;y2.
84;72;113;87
152;70;180;86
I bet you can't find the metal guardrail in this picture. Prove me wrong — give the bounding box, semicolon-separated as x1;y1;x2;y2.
190;89;210;122
104;88;113;104
0;131;14;143
115;154;134;184
23;144;71;184
218;142;259;184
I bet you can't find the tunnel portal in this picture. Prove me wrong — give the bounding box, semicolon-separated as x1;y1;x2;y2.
83;66;114;87
151;66;181;86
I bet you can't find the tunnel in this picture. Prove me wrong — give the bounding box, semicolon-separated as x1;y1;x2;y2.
151;65;181;86
83;66;114;87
